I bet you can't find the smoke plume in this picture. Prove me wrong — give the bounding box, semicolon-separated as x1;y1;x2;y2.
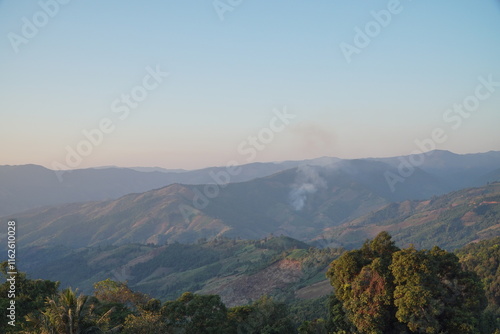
289;165;327;211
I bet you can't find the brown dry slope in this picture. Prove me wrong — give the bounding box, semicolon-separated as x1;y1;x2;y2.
199;258;304;307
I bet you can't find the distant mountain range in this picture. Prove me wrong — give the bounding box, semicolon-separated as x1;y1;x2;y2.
1;150;499;218
314;182;500;250
3;153;499;252
0;158;339;217
2;150;500;308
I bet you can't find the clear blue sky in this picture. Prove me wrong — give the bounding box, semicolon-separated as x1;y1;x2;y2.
1;0;499;170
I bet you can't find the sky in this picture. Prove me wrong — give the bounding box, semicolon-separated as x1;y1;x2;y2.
1;0;499;170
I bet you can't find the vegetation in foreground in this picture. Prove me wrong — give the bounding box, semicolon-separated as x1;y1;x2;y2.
0;233;499;333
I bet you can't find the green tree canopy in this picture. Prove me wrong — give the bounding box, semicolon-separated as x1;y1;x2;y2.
160;292;231;334
26;287;108;334
327;232;488;334
0;263;59;333
228;295;297;334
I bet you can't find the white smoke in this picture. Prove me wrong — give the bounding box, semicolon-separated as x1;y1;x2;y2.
289;165;327;211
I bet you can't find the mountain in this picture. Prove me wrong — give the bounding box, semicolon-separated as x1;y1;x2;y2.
4;171;500;311
0;164;177;217
2;150;499;217
0;161;314;217
373;150;500;191
3;167;383;249
18;236;343;306
477;167;500;185
316;182;500;250
3;159;465;251
5;234;498;333
13;233;500;312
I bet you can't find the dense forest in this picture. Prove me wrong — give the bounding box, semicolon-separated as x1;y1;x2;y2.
1;233;499;333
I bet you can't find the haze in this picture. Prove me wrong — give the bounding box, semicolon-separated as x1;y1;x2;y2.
1;0;499;170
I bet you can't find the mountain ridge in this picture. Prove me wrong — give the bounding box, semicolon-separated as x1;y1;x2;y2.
3;150;500;217
4;161;500;252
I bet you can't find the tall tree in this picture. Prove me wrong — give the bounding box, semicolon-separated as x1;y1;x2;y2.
228;295;296;334
327;232;400;333
161;292;231;334
457;237;500;333
93;279;148;310
28;288;108;334
391;246;487;333
327;232;488;333
0;263;59;333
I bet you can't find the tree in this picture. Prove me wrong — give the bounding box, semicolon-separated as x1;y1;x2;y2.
457;236;500;332
297;318;328;334
161;292;231;333
391;246;487;333
0;263;59;333
327;232;488;333
93;279;148;310
327;232;400;333
92;279;151;331
27;288;109;334
228;295;296;334
121;310;169;334
326;293;354;334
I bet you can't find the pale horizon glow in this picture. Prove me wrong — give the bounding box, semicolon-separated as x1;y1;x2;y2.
1;1;500;170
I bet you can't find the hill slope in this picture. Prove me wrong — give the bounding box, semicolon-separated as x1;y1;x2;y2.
5;159;453;249
0;160;327;217
19;236;342;307
317;182;500;250
2;158;499;255
2;150;500;217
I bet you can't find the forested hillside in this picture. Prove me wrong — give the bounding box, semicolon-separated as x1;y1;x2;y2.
457;236;500;325
5;176;500;254
2;150;499;217
2;233;499;333
318;182;500;250
20;236;342;306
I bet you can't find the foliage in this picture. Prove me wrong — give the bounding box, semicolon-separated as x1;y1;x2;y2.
5;233;500;333
391;246;486;333
121;310;169;334
0;262;59;333
228;295;297;334
92;279;150;331
457;237;500;332
297;318;328;334
288;296;329;326
323;183;500;251
327;232;489;333
160;292;231;333
93;279;148;310
25;288;109;334
325;293;354;334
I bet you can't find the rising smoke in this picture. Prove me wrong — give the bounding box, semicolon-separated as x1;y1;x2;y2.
289;165;327;211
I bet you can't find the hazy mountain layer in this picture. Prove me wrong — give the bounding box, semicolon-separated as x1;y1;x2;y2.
2;150;500;217
5;158;454;249
316;182;500;250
